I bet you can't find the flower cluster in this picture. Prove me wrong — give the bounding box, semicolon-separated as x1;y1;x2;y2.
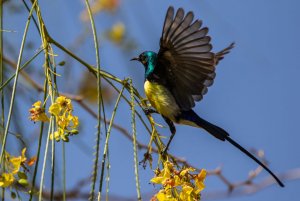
151;161;206;201
93;0;119;12
0;148;35;188
29;96;79;142
81;0;120;21
107;22;125;44
29;101;49;122
49;96;79;142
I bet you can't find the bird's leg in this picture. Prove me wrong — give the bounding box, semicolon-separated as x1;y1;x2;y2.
162;116;176;155
142;107;158;115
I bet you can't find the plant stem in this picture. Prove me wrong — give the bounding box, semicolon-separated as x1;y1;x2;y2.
50;121;55;201
29;79;48;201
39;118;53;201
0;0;37;163
0;0;4;199
130;79;142;201
98;85;125;200
83;0;103;200
0;48;43;91
62;142;66;201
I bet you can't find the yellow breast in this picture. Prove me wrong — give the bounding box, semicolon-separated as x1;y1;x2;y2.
144;80;180;120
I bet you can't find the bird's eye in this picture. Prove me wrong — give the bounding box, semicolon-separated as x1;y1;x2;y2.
140;55;147;64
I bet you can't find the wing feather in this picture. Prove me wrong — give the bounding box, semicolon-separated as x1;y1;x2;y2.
162;7;175;40
169;11;194;41
174;28;208;47
156;6;234;110
165;8;185;43
172;20;202;44
175;36;211;50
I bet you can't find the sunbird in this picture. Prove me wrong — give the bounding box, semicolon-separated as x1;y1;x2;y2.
131;6;284;187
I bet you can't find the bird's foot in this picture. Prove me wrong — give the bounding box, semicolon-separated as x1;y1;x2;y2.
161;147;169;159
142;107;157;115
139;152;152;169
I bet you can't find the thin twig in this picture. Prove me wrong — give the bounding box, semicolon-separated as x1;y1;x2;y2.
0;0;37;164
98;84;125;200
39;117;53;201
130;79;142;200
83;1;106;200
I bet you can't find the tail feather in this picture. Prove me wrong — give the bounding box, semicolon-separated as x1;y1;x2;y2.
216;42;235;64
180;110;284;187
180;110;229;141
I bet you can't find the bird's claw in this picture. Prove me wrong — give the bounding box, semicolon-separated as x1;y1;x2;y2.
161;148;168;158
142;107;157;115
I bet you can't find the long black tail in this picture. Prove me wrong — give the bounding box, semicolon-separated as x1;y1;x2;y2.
181;110;284;187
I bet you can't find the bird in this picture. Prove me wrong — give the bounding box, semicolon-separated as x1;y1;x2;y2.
131;6;284;187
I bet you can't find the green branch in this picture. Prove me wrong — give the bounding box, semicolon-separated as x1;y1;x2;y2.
130;79;142;200
0;0;37;163
98;84;125;200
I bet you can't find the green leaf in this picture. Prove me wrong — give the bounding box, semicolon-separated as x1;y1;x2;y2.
18;171;27;179
58;61;66;66
18;178;29;186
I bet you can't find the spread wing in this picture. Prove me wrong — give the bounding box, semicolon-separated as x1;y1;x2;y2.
156;6;234;111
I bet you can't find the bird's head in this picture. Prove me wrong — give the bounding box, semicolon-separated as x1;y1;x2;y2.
131;51;157;78
131;51;157;66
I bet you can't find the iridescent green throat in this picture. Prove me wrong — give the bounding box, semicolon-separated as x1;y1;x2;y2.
143;51;157;79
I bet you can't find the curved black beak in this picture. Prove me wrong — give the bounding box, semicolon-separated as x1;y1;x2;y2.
130;57;139;61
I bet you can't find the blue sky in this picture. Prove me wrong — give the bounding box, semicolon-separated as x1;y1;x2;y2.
4;0;300;200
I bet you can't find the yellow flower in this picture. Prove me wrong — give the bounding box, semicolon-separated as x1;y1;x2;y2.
80;0;119;21
29;101;49;122
49;102;60;116
95;0;119;12
50;131;60;141
155;189;177;201
151;161;207;201
179;185;194;201
21;147;27;162
0;148;33;188
10;148;27;174
151;176;164;185
108;22;125;44
0;173;14;187
173;175;182;187
195;169;206;192
49;96;79;142
180;167;196;177
57;115;69;128
56;96;72;110
68;114;79;128
151;161;174;186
